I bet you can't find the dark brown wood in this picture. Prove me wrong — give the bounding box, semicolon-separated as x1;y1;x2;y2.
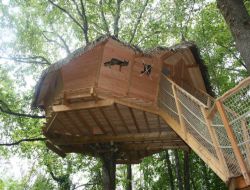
114;104;131;133
48;131;181;145
143;111;151;132
101;152;116;190
74;111;93;135
88;109;107;134
126;164;132;190
129;107;140;133
46;140;66;158
217;0;250;73
100;107;117;135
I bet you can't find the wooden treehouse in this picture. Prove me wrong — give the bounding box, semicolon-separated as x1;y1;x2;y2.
33;36;250;189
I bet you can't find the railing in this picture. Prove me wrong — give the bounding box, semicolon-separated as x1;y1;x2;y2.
158;74;250;184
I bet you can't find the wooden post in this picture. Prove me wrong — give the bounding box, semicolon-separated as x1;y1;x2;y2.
101;152;116;190
216;100;250;185
201;107;230;177
126;164;132;190
172;84;187;140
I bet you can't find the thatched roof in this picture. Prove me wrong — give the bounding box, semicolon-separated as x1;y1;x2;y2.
32;35;213;108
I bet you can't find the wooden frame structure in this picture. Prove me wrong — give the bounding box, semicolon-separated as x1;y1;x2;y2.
33;36;250;189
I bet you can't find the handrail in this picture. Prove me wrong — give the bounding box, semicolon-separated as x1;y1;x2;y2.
161;74;212;108
218;77;250;102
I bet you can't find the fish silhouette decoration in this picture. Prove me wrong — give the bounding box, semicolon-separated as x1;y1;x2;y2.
104;58;129;71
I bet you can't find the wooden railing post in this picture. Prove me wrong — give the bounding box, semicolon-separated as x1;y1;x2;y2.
171;84;187;140
201;107;230;178
241;119;250;166
216;100;250;185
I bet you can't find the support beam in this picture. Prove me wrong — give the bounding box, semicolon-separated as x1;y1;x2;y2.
129;108;140;133
101;152;116;190
48;131;179;145
100;107;117;135
114;104;131;133
52;99;114;112
46;140;66;158
126;164;132;190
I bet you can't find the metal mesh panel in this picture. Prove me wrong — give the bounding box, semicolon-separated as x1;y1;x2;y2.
158;75;250;179
211;112;241;176
176;88;217;158
175;80;214;107
158;77;179;121
221;82;250;171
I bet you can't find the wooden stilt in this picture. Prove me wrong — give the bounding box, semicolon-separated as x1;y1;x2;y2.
101;152;116;190
126;164;132;190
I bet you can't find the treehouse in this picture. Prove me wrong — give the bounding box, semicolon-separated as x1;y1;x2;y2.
33;36;250;189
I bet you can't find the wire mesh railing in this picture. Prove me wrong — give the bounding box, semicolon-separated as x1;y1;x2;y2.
158;74;250;183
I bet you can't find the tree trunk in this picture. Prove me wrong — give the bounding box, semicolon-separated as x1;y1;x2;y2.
174;150;183;190
217;0;250;74
166;150;175;190
126;164;132;190
101;152;116;190
183;150;190;190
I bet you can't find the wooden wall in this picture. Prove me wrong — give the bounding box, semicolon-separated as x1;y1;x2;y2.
98;39;162;102
163;49;206;92
61;44;104;91
98;40;134;96
128;56;161;102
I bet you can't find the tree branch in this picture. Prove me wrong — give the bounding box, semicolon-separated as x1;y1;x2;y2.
80;0;89;43
42;31;71;55
0;55;50;65
0;100;45;119
129;0;149;44
113;0;123;38
99;0;110;35
48;0;86;38
215;42;247;69
0;137;46;146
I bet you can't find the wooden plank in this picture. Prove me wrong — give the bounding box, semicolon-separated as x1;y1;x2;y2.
88;109;107;134
159;110;228;183
63;112;87;135
46;113;58;133
157;115;161;131
216;100;250;185
119;143;188;151
52;99;114;112
228;174;250;190
201;107;230;177
49;131;179;145
74;111;93;135
129;108;140;133
46;140;66;158
99;107;117;135
114;104;131;133
143;111;151;132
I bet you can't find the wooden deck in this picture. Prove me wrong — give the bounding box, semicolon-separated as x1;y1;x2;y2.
44;87;188;164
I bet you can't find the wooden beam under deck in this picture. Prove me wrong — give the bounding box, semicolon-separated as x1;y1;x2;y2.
48;131;183;146
52;99;114;112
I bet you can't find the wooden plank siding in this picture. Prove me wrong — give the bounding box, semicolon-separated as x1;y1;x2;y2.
62;44;104;91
